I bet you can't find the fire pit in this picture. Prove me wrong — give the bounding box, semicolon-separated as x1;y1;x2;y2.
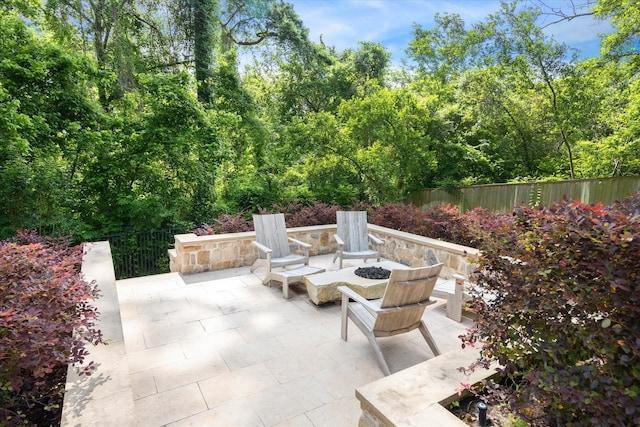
304;261;409;305
354;266;391;280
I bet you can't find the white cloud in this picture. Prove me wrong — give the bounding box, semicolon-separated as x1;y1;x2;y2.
541;14;611;45
289;0;608;61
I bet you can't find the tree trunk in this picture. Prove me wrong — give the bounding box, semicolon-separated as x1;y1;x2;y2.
193;0;218;104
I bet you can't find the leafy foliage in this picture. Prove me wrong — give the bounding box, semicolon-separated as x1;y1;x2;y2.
595;0;640;71
0;12;102;238
367;202;506;247
193;213;253;235
0;231;103;425
193;202;343;235
462;193;640;426
264;202;343;227
3;1;640;242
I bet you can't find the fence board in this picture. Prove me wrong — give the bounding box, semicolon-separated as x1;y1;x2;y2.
407;176;640;213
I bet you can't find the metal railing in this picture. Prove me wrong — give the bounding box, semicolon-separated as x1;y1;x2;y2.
95;227;190;279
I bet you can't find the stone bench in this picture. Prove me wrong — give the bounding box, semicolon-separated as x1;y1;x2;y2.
356;347;499;426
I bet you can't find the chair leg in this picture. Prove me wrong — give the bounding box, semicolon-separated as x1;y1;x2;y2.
362;331;391;376
333;251;344;269
252;258;272;273
262;266;273;285
418;321;441;356
282;276;289;299
341;295;349;340
347;312;391;376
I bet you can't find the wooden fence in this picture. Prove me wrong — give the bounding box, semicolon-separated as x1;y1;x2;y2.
407;176;640;213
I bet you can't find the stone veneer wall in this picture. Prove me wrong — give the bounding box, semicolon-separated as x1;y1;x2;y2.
169;225;339;275
169;224;479;278
367;224;478;279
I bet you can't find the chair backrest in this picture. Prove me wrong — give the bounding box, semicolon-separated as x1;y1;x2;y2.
374;263;443;333
380;263;443;307
336;211;369;252
253;214;291;259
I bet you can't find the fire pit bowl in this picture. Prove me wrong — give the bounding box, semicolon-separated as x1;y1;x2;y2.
354;266;391;280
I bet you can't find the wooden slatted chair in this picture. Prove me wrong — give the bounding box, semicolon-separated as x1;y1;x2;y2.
333;211;383;269
338;263;444;375
250;214;310;284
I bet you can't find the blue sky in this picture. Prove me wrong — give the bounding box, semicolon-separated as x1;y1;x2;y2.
287;0;611;64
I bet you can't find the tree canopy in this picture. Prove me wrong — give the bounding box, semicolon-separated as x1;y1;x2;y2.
1;0;638;239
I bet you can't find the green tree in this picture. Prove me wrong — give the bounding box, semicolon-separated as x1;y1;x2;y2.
77;72;228;232
595;0;640;70
283;112;362;205
478;2;582;178
44;0;143;105
0;11;103;238
193;0;219;103
283;88;445;203
182;0;313;104
407;12;478;83
575;60;640;176
352;41;391;87
2;0;41;18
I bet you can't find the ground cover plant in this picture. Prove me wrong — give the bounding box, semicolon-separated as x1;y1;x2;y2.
0;231;103;426
462;193;640;426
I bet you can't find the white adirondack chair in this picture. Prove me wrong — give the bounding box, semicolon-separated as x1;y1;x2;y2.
333;211;383;269
338;263;444;375
250;214;310;284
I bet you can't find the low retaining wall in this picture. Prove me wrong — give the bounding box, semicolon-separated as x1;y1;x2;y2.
356;347;498;426
169;224;478;279
61;242;135;426
368;224;478;279
168;225;338;274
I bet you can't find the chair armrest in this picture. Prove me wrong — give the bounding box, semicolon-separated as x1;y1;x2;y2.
333;234;345;247
251;240;273;254
338;285;370;304
338;285;381;316
288;237;311;249
368;234;384;245
288;237;310;258
339;285;438;316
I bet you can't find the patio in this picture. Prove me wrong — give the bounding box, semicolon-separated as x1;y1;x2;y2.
63;245;474;426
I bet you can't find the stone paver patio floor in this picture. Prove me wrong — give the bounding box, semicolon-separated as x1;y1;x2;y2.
115;254;473;426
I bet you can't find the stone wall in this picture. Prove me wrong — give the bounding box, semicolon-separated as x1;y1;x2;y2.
169;224;479;278
368;224;478;279
356;347;498;426
169;225;339;275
